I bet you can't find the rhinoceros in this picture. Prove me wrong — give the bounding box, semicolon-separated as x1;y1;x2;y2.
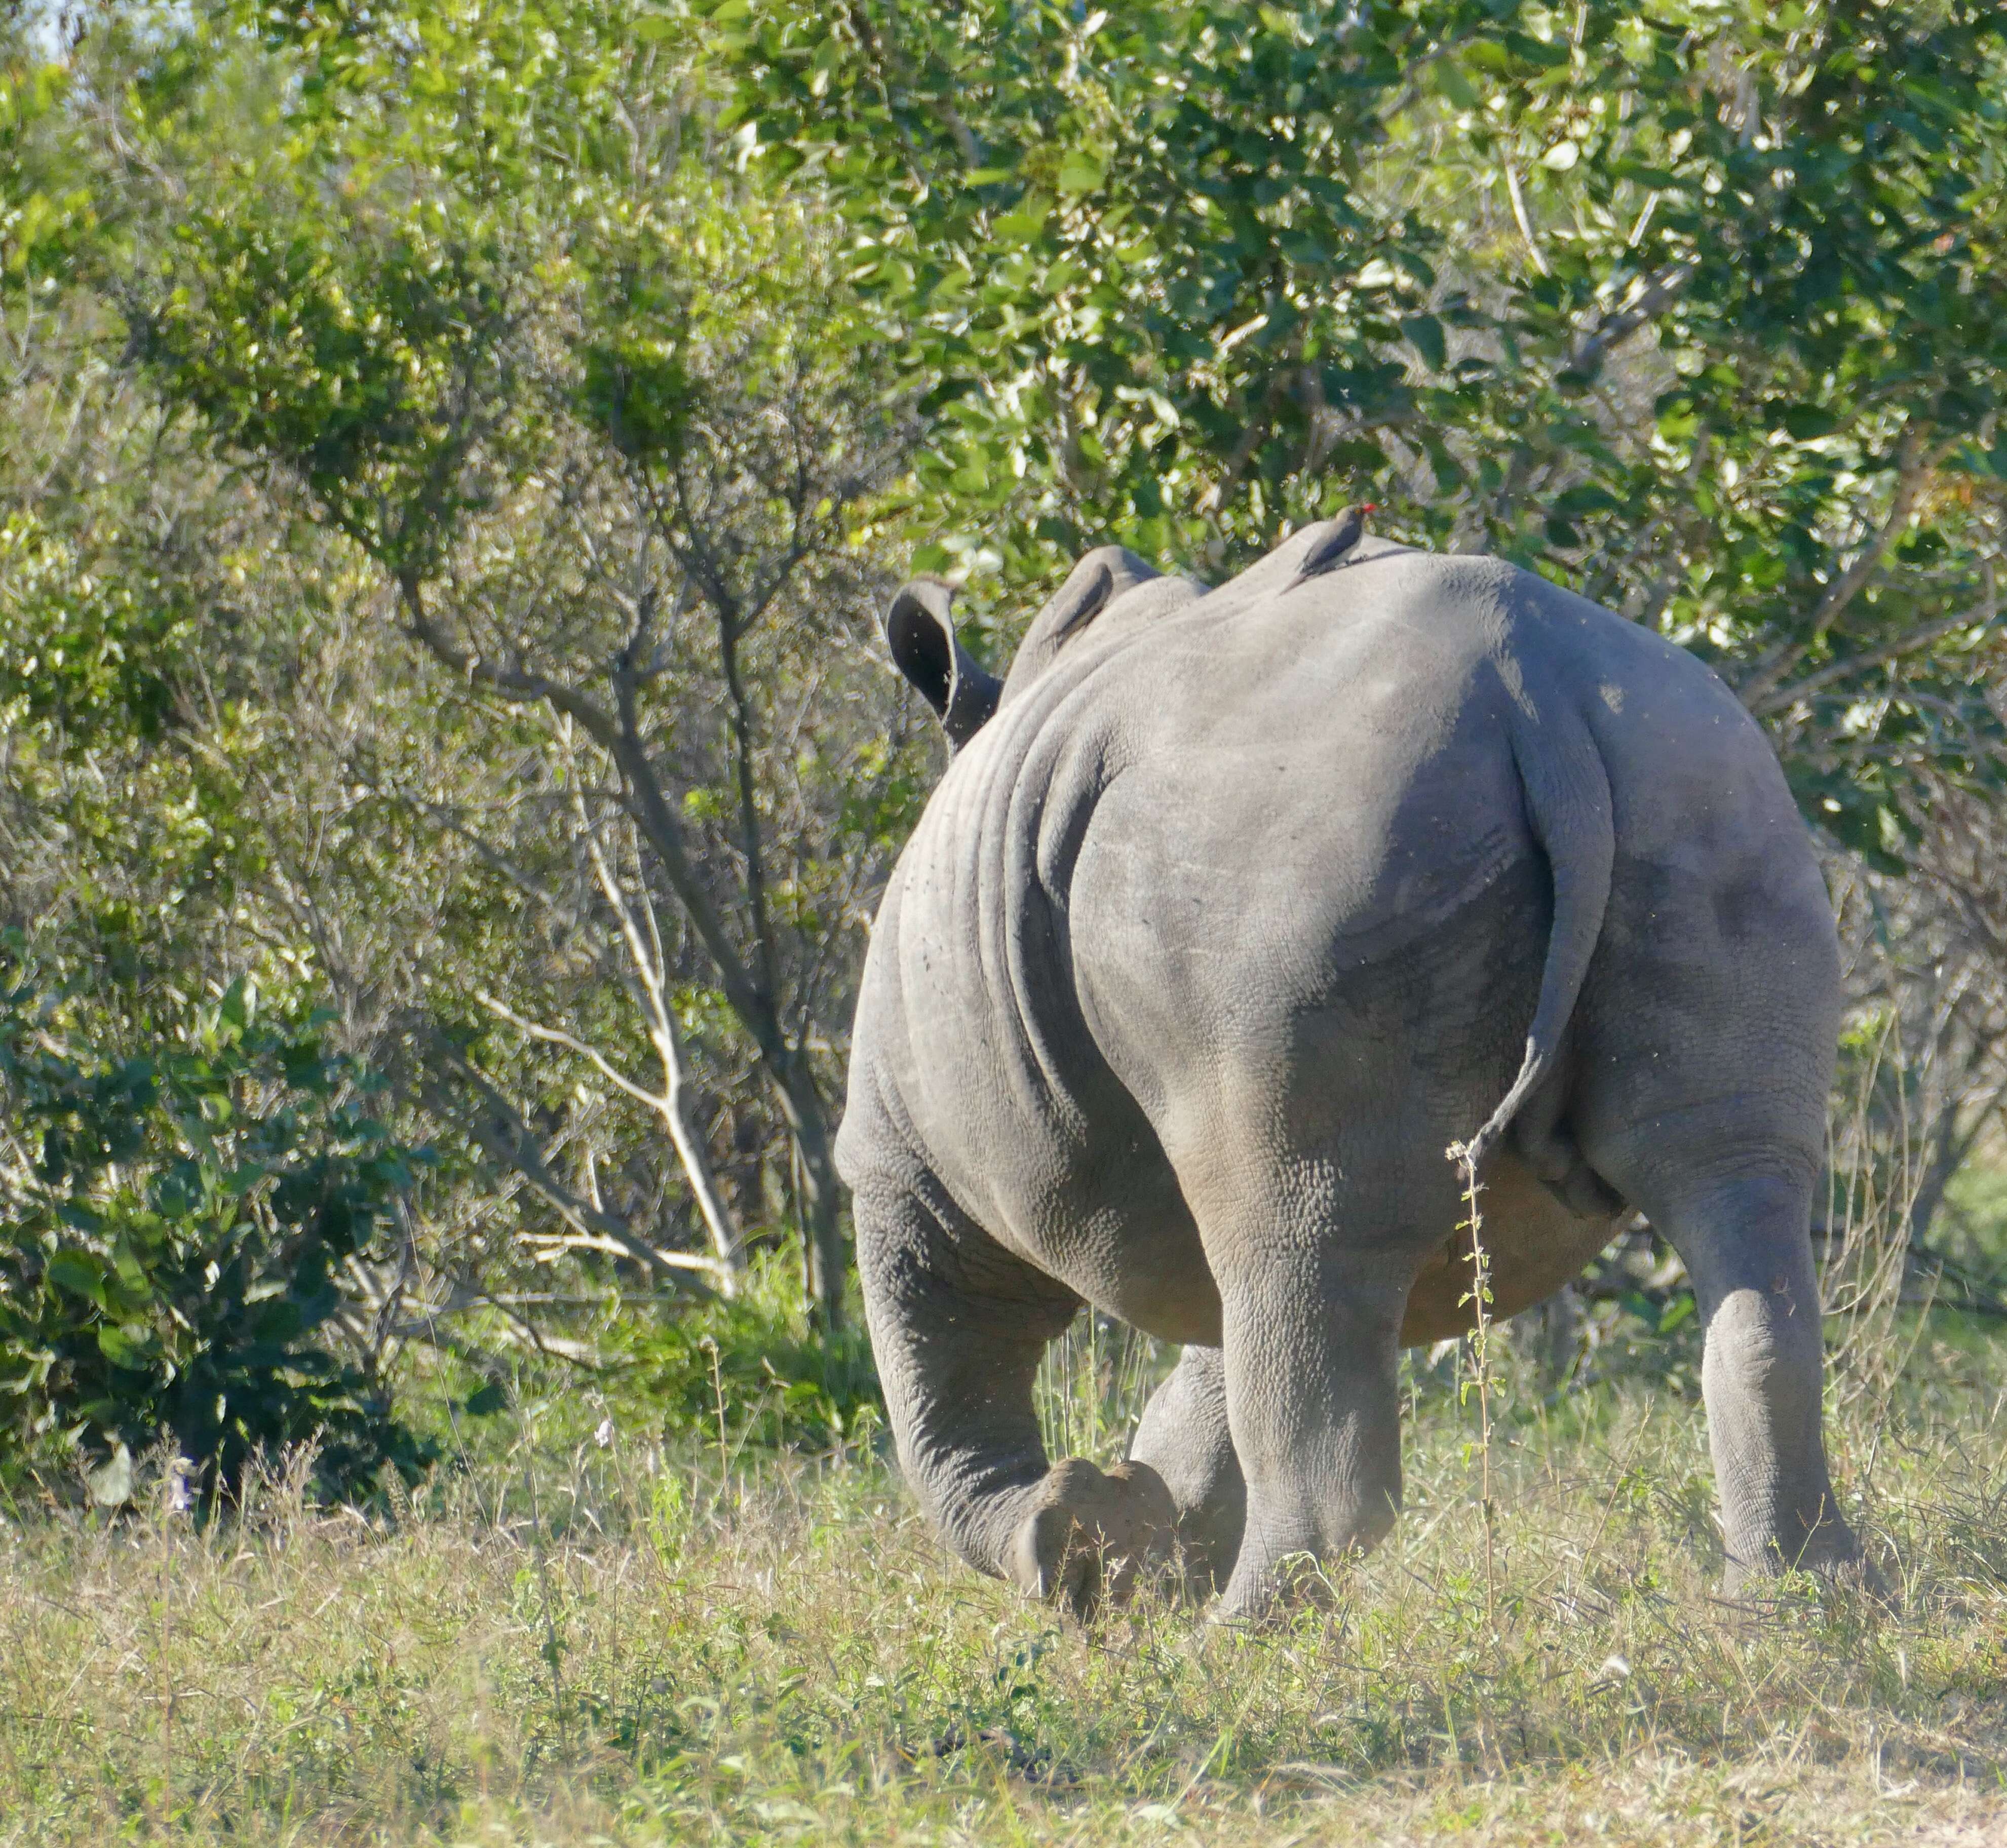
836;523;1862;1621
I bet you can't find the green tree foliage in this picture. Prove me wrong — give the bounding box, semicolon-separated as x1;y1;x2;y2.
81;0;930;1331
717;0;2007;861
6;0;2007;1485
0;956;434;1501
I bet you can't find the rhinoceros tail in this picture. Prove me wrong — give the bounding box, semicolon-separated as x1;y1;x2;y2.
1456;689;1615;1179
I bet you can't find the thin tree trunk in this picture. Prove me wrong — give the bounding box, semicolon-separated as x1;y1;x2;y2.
1908;1077;2007;1251
773;1058;846;1332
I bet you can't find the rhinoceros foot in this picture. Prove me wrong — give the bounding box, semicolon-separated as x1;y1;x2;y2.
1009;1457;1178;1619
1722;1517;1891;1606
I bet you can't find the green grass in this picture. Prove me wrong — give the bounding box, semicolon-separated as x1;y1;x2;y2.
3;1315;2005;1846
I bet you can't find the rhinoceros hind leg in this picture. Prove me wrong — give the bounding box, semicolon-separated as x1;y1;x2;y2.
1128;1343;1245;1594
1642;1170;1863;1591
1204;1222;1411;1624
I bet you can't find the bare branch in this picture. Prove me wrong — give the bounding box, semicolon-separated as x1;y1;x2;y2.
1750;603;1996;718
519;1230;736;1277
416;1029;720;1300
399;576;624;755
477;988;668;1113
1502;156;1548;277
557;731;747;1281
1568;262;1695;379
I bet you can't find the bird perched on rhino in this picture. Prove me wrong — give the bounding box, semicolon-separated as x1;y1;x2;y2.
843;520;1864;1624
1287;502;1376;589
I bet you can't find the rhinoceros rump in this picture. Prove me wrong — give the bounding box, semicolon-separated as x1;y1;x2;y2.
837;525;1862;1621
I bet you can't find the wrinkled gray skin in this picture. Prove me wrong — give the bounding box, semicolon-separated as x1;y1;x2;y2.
837;526;1862;1622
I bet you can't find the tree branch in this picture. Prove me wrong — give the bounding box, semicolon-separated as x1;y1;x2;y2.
477;988;669;1114
397;574;780;1062
515;742;750;1282
1738;425;1956;710
1568;262;1695;379
1749;601;1995;718
1502;155;1548;278
715;603;782;1011
398;576;625;755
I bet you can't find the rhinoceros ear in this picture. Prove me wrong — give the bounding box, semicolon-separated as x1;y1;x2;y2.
884;578;1003;749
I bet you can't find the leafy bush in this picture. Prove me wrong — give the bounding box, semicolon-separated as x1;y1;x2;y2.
0;946;435;1504
612;1256;879;1452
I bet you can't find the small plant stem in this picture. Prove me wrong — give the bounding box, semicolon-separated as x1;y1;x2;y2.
157;1509;174;1822
1450;1140;1497;1632
525;1461;568;1756
706;1335;730;1502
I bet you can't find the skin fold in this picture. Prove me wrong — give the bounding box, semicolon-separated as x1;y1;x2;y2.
839;526;1862;1622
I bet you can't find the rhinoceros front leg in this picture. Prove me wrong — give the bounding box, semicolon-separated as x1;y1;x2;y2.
854;1185;1178;1616
1129;1342;1245;1594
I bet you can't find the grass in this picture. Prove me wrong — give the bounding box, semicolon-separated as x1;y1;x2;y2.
3;1307;2006;1846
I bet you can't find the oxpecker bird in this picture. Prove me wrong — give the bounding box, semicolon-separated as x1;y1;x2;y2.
1290;503;1376;587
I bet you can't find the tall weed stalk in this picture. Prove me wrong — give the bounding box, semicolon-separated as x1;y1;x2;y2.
1450;1140;1498;1630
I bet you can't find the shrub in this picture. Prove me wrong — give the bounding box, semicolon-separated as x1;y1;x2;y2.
0;947;435;1505
612;1256;879;1452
